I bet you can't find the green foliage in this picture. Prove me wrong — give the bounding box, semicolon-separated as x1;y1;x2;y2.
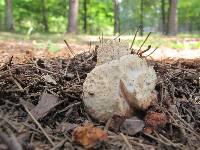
0;0;5;30
120;0;160;33
79;0;114;34
178;0;200;32
0;0;200;34
12;0;68;33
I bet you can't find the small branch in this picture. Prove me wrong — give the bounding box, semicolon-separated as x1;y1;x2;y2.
120;133;133;150
64;40;75;57
7;65;24;91
50;136;72;150
23;105;55;146
137;32;151;53
145;47;158;58
138;45;151;56
130;26;141;49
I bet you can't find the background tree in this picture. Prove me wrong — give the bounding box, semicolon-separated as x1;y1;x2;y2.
5;0;14;31
140;0;144;36
0;0;200;35
161;0;166;34
113;0;120;34
67;0;79;33
83;0;87;33
167;0;178;36
41;0;48;32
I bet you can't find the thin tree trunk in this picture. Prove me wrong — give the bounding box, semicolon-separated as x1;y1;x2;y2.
5;0;14;31
161;0;166;34
113;0;120;34
83;0;87;33
41;0;48;32
67;0;79;33
140;0;144;36
167;0;178;36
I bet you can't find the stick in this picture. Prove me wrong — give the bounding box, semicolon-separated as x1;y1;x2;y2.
137;32;151;53
145;47;158;58
130;26;141;49
23;105;55;146
64;40;75;56
120;133;133;150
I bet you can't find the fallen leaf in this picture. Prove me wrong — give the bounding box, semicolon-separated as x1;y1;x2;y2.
108;115;125;132
72;123;107;149
145;112;168;128
30;93;59;120
42;75;57;85
120;116;145;136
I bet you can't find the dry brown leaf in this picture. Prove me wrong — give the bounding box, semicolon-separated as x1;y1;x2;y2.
120;116;145;135
72;123;107;149
145;112;168;128
30;93;59;120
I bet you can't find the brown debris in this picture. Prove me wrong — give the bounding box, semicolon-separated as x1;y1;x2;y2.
72;123;107;149
0;49;200;149
120;117;145;136
144;112;168;128
30;93;59;120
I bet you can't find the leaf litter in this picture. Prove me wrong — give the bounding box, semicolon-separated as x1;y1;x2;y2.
0;40;199;149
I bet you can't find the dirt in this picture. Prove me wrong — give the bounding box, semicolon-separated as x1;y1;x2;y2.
0;41;200;150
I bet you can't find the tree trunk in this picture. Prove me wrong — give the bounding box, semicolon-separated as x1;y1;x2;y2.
5;0;14;31
67;0;79;33
113;0;120;34
83;0;87;33
161;0;166;34
167;0;178;36
140;0;144;36
41;0;48;32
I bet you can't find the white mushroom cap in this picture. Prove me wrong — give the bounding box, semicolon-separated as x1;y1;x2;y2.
83;54;157;122
97;41;130;65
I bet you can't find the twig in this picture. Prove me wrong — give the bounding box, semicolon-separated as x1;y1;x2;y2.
50;136;72;150
145;47;158;58
0;64;60;77
158;132;184;149
7;65;24;91
144;133;171;147
120;133;133;150
138;45;151;56
130;26;141;49
23;105;55;146
22;123;61;141
55;102;81;115
137;32;151;53
64;40;75;57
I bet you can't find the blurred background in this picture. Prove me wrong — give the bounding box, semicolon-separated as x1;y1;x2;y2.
0;0;200;60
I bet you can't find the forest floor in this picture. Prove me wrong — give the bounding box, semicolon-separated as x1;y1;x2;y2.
0;32;200;150
0;32;200;62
